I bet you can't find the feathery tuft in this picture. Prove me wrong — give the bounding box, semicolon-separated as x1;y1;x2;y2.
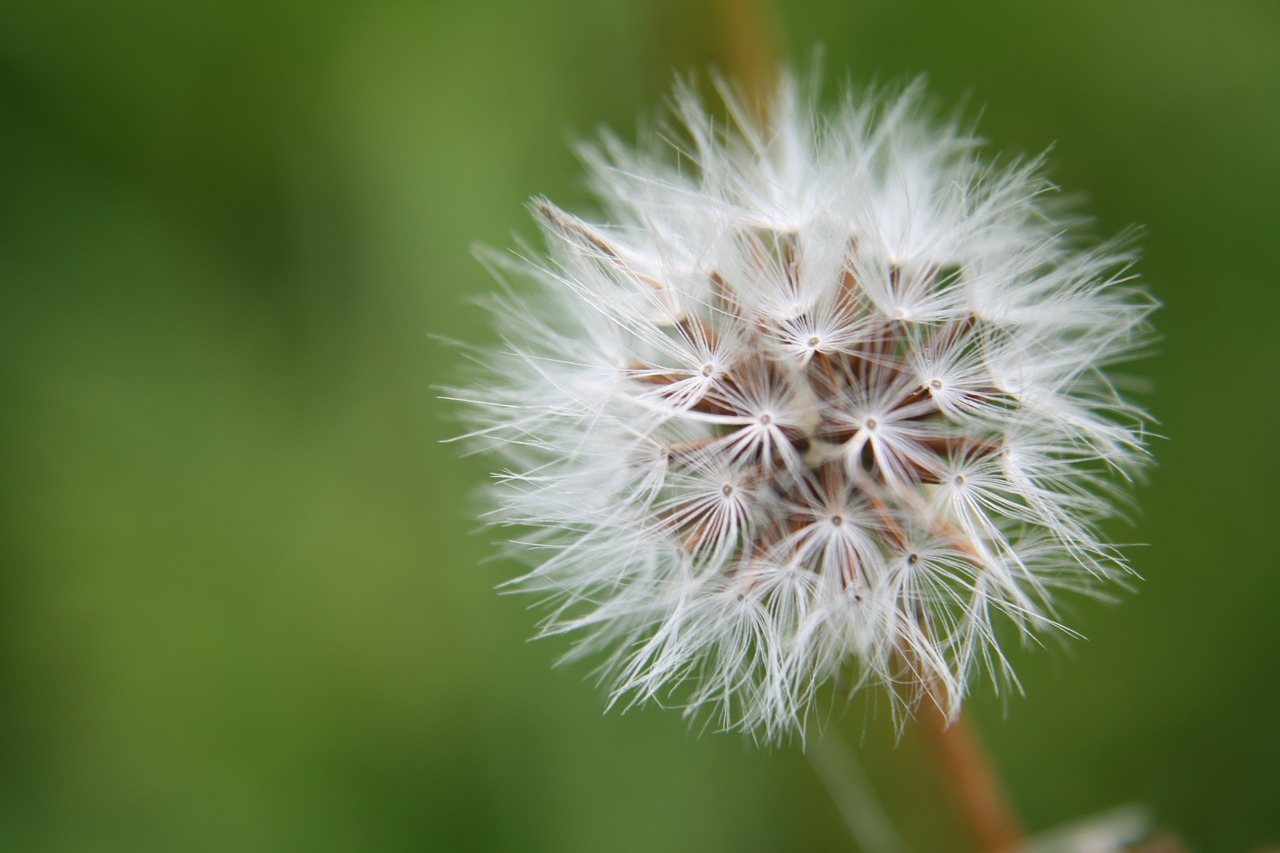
451;75;1154;741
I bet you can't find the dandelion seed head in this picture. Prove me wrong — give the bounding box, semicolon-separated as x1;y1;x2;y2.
454;75;1153;741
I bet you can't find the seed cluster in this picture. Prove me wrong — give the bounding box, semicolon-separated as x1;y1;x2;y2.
631;234;998;590
463;79;1151;738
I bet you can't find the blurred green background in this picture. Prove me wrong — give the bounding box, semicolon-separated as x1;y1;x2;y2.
1;1;1277;850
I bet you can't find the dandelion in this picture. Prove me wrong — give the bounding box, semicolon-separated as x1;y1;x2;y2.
453;75;1152;741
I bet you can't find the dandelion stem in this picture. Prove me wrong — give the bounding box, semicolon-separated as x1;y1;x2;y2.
711;0;782;108
917;701;1024;853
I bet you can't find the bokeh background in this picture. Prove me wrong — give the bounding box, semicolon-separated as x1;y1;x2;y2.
2;1;1277;850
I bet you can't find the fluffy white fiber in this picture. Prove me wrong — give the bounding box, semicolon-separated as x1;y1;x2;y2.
452;75;1153;741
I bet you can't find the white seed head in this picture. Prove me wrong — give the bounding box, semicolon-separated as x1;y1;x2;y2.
452;75;1154;741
